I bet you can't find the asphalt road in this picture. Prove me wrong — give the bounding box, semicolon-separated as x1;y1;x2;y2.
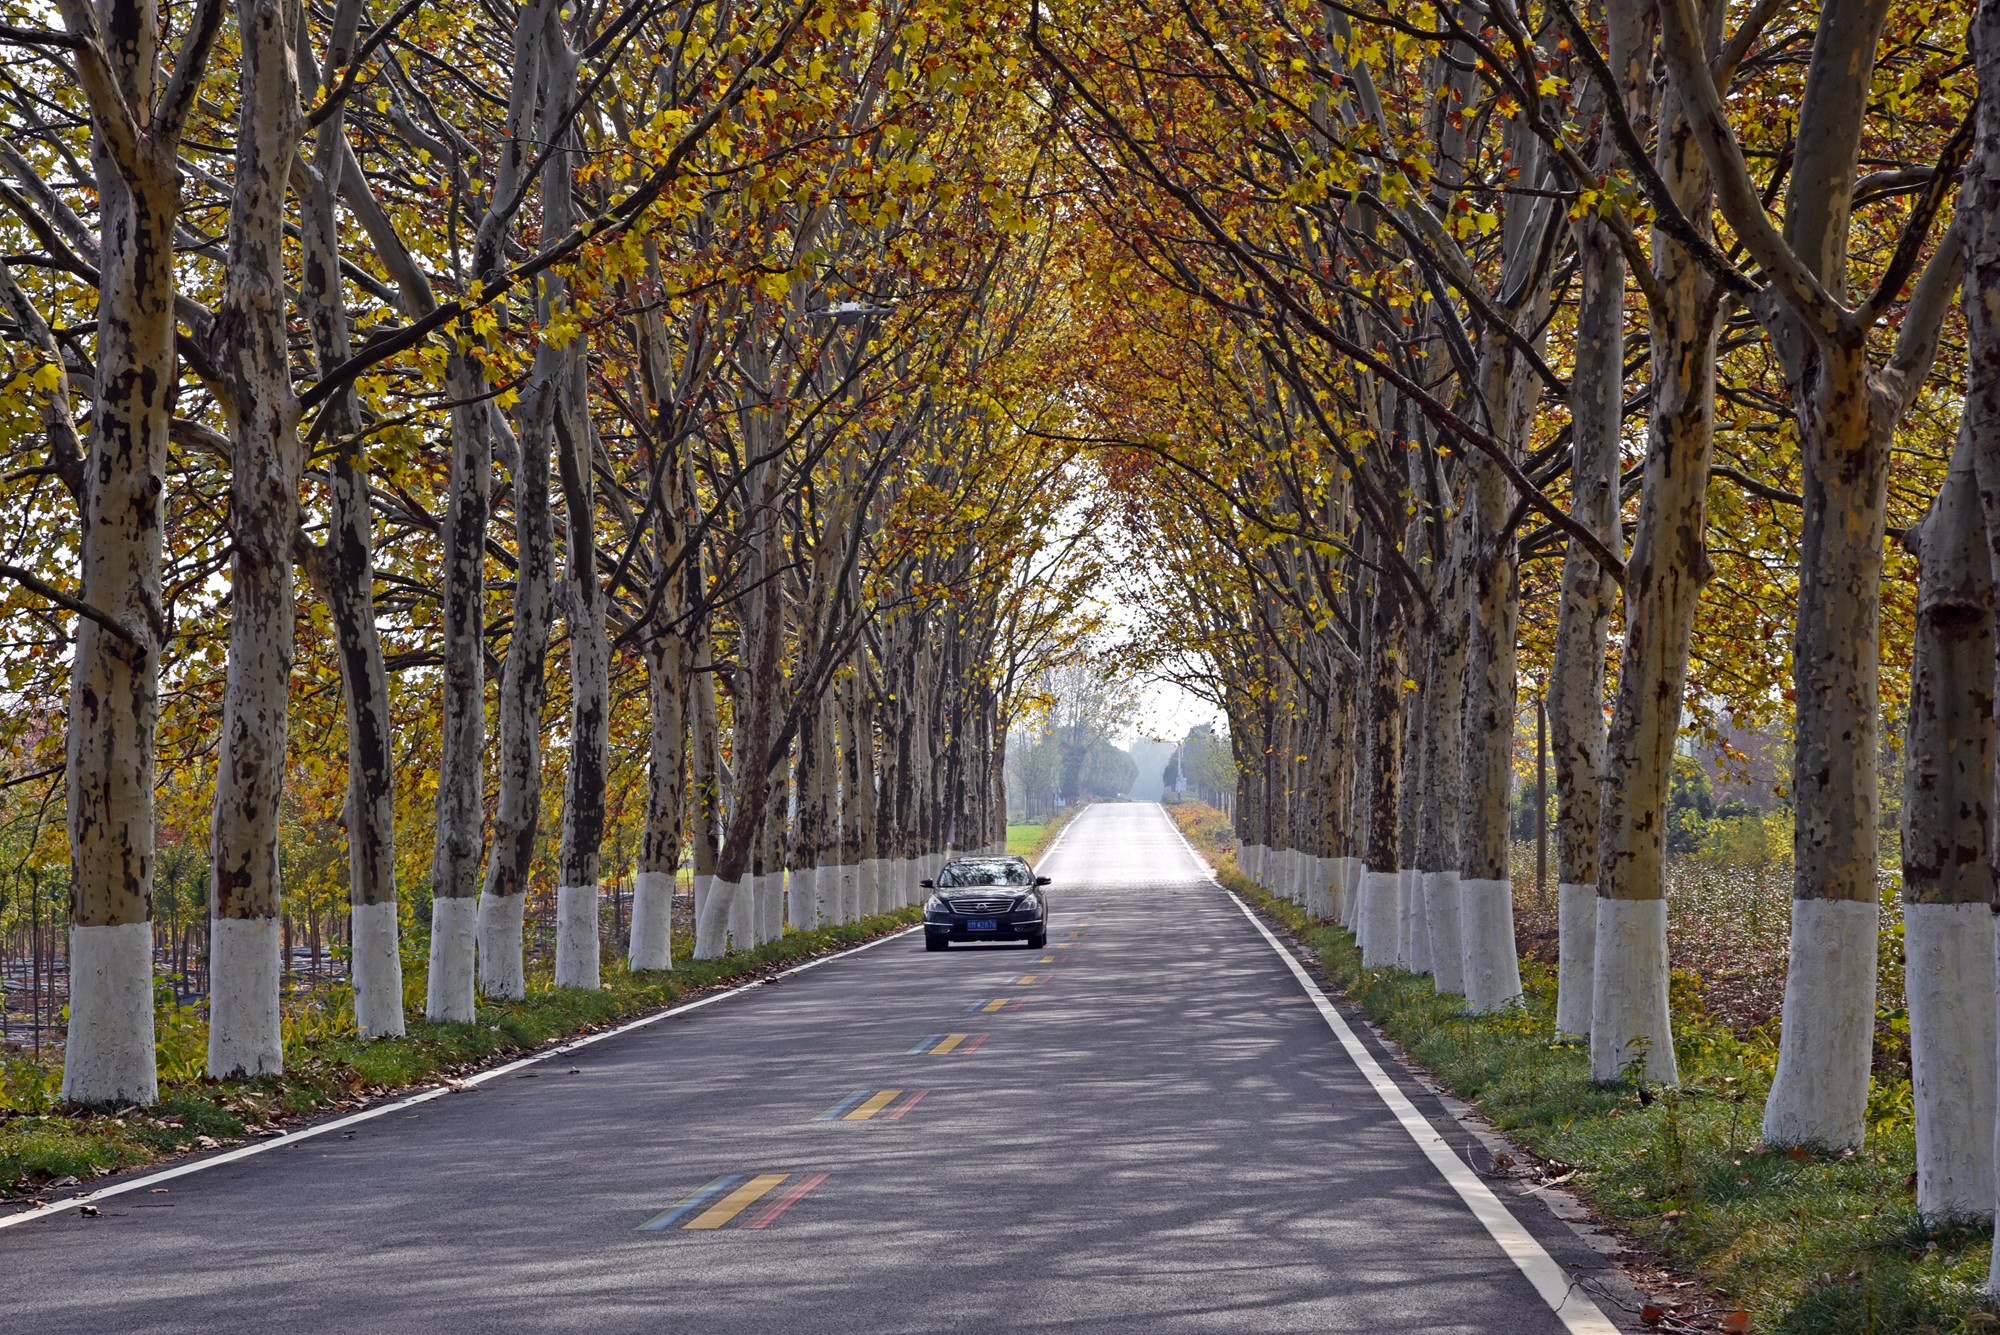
2;803;1629;1333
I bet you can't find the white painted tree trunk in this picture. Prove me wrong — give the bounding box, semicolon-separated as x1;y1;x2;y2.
427;895;479;1020
208;918;281;1077
1903;904;1997;1218
692;877;731;958
1401;868;1432;975
1458;878;1523;1013
628;873;674;972
554;886;600;989
692;874;714;939
66;924;158;1105
1761;898;1880;1147
798;866;824;930
351;901;404;1038
1359;869;1399;968
758;871;784;942
728;874;756;948
476;893;526;999
1589;898;1677;1082
1554;883;1597;1038
1424;871;1465;997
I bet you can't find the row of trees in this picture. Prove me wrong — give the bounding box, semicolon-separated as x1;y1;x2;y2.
0;0;1104;1103
1035;0;1987;1232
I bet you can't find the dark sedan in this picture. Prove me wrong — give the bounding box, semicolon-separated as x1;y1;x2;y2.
921;856;1051;950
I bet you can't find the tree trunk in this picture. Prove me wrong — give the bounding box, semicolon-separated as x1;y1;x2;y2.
631;632;688;971
205;0;306;1079
1900;429;1997;1220
1457;451;1525;1012
475;403;555;1001
692;655;724;947
1590;0;1718;1083
1963;0;2000;1285
302;169;402;1040
1547;0;1639;1039
61;0;198;1107
1358;564;1405;968
555;361;608;990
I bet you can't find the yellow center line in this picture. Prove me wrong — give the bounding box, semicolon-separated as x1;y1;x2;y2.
845;1090;903;1120
981;998;1009;1013
932;1033;968;1054
1040;956;1056;963
685;1174;789;1230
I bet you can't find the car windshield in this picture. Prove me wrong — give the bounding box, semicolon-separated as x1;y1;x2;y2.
938;863;1032;888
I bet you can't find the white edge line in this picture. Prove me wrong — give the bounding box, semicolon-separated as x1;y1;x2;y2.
0;921;921;1232
1156;804;1620;1335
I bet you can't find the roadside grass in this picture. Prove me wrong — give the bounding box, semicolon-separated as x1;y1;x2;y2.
0;907;919;1201
1166;802;1996;1335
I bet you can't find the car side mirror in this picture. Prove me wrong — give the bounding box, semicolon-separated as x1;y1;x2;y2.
1035;876;1052;886
920;878;935;889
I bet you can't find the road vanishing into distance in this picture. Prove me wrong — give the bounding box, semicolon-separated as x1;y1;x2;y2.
2;804;1631;1333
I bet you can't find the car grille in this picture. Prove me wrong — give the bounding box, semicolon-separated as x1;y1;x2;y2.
945;896;1017;914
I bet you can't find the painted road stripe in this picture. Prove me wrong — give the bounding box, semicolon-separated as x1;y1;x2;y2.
817;1091;871;1121
885;1090;930;1120
962;1034;990;1052
743;1172;829;1230
1039;955;1056;964
845;1090;903;1120
933;1033;969;1054
639;1174;742;1231
908;1034;946;1055
1157;815;1619;1334
970;998;1010;1013
1013;974;1044;985
686;1174;789;1230
1;920;924;1232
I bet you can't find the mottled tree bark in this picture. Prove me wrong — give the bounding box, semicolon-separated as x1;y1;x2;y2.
1548;0;1640;1040
1591;0;1719;1084
297;0;403;1040
1900;431;1996;1220
59;0;215;1105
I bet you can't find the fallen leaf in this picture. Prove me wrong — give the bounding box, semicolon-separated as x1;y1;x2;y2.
79;1205;100;1217
1786;1146;1809;1162
1721;1309;1750;1334
1639;1304;1664;1326
1490;1152;1515;1173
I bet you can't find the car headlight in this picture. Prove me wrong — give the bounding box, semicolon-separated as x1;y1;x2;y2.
1014;894;1041;913
925;895;951;917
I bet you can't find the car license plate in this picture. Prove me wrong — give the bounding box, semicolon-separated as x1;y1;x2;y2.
967;919;997;931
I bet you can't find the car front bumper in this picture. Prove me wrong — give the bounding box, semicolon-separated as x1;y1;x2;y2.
924;913;1044;942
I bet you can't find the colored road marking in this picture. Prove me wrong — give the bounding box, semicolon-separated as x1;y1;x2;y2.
970;997;1012;1013
963;1034;991;1052
845;1090;903;1120
1014;975;1044;985
1039;955;1056;964
908;1034;945;1054
933;1033;969;1054
885;1089;930;1120
639;1174;742;1231
686;1174;789;1230
742;1173;829;1230
816;1091;871;1121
